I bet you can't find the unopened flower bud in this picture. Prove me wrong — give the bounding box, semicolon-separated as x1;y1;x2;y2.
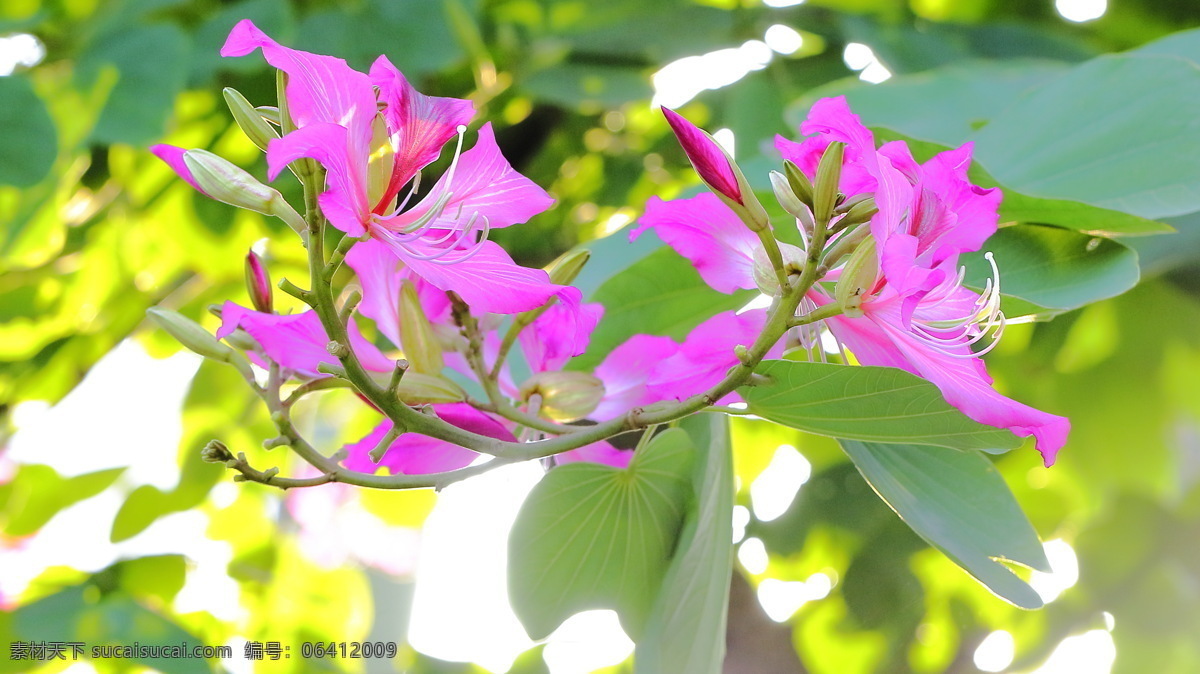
201;439;234;463
521;371;604;423
752;241;805;296
783;161;815;209
181;150;307;234
399;281;445;375
836;195;878;228
834;237;878;318
548;249;591;286
770;170;808;221
661;107;769;232
813;142;845;225
223;87;278;153
394;373;466;404
244;251;273;313
147;307;256;380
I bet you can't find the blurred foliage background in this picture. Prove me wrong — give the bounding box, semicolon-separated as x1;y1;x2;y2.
2;0;1200;672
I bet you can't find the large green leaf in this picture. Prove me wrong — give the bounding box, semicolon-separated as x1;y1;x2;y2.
742;361;1021;451
972;53;1200;220
0;76;56;188
839;440;1050;608
962;224;1140;314
3;466;125;537
794;60;1068;147
636;415;734;674
508;429;695;640
570;247;752;371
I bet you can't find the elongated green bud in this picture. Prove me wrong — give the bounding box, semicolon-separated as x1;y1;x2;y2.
548;249;591;286
147;307;255;380
255;106;281;126
838;196;878;228
521;371;604;423
399;281;445;375
223;87;278;153
182;150;307;234
394;373;466;404
833;237;878;318
813;142;845;225
783;161;815;209
770;170;808;221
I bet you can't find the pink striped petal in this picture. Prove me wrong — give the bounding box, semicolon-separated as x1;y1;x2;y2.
591;334;679;421
216;302;392;376
647;309;779;402
268;123;369;236
369;55;476;203
520;300;604;373
382;123;553;233
343;404;514;475
631;194;759;294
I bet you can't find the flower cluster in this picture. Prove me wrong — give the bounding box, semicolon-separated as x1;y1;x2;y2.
641;97;1069;466
150;21;1067;488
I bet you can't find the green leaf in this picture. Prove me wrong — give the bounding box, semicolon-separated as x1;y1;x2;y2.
78;24;190;145
508;428;695;640
0;76;56;187
571;247;752;371
636;415;735;674
525;64;653;108
742;361;1021;451
111;485;172;543
838;440;1050;608
794;60;1068;147
4;466;125;536
972;53;1200;220
962;224;1140;314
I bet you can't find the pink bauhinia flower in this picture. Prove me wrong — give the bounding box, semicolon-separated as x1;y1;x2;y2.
645;98;1070;465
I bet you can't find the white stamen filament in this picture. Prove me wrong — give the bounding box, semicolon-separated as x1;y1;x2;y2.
905;252;1007;358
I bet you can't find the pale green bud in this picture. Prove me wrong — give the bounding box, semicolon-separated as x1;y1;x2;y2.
752;241;805;296
770;170;808;221
833;237;878;318
548;249;591;286
521;371;605;423
147;307;255;380
223;87;278;153
813;142;845;225
182;150;307;234
399;281;445;375
837;195;878;228
394;373;466;404
783;161;815;209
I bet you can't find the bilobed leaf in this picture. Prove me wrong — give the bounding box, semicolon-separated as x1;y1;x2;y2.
0;76;56;187
962;224;1140;314
571;247;752;371
508;429;695;640
742;361;1021;451
839;440;1049;608
636;415;735;674
972;53;1200;220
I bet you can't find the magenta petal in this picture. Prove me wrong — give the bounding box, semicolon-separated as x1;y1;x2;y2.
150;144;206;194
343;404;513;475
631;194;759;294
520;300;604;373
383;123;553;233
592;334;679;421
268;123;369;236
377;237;561;315
557;441;633;468
647;309;779;401
370;55;476;197
217;302;392;376
221;19;375;144
661;107;742;204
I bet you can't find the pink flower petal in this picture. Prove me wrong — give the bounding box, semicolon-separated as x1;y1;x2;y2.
221;19;375;145
268;122;369;236
150;144;205;194
520;301;604;373
592;334;679;421
382;123;553;233
631;194;759;294
343;404;513;475
217;302;392;376
369;55;476;204
647;309;779;402
661;107;742;204
556;441;633;468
